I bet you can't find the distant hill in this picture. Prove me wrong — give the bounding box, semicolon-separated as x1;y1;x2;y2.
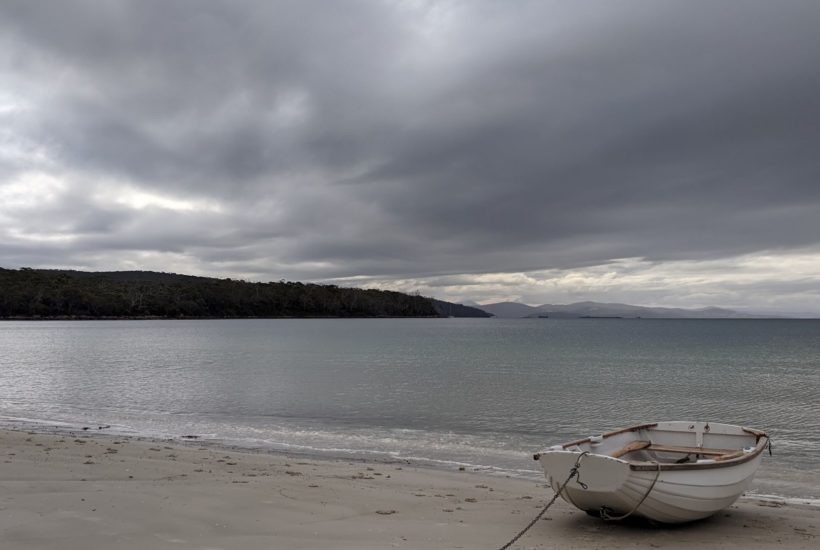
475;300;764;319
472;301;540;318
0;268;480;319
430;299;492;318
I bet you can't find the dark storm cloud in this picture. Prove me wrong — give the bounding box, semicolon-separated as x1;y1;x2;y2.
1;0;820;306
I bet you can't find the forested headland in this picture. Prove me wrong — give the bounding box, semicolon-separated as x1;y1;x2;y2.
0;268;490;319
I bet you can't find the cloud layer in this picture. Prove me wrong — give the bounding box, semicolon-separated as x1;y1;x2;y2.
2;1;820;312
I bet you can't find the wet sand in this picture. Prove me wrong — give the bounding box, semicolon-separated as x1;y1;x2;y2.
0;429;816;549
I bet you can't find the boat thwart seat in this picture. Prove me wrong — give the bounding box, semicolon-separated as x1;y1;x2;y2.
611;440;739;460
610;440;652;458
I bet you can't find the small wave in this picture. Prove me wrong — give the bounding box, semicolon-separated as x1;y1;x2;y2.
214;434;546;480
0;414;78;427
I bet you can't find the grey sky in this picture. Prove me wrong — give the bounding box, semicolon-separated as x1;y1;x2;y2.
2;1;820;313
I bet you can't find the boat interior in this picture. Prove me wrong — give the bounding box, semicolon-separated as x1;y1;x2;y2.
557;421;767;465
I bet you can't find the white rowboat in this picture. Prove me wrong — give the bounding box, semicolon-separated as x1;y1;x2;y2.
533;421;769;523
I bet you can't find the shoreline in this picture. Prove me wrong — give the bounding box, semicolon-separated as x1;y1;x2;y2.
1;428;817;549
0;416;544;480
4;417;818;505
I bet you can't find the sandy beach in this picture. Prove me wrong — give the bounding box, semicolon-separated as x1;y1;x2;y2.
0;429;816;549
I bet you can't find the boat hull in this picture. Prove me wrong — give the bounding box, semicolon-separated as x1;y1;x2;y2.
535;422;768;523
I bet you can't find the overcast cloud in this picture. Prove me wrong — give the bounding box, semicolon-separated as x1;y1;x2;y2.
2;0;820;313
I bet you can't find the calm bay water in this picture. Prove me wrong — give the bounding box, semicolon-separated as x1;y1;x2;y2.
1;318;817;500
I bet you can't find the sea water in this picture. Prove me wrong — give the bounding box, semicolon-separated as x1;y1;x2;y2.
1;318;817;501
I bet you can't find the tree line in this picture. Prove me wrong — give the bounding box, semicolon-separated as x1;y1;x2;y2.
0;268;457;319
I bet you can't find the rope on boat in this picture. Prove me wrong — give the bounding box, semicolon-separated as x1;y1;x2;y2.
599;461;661;521
497;451;590;550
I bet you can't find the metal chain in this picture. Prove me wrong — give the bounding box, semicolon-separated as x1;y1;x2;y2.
497;451;589;550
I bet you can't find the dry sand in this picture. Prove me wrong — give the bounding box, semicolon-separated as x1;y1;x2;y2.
0;429;816;549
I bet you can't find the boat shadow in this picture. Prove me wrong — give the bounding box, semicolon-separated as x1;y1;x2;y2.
536;501;789;545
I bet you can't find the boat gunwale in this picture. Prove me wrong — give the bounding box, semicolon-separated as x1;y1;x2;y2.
560;422;659;448
628;434;768;471
549;422;769;472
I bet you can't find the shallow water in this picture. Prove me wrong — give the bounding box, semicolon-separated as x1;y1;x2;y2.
1;318;817;500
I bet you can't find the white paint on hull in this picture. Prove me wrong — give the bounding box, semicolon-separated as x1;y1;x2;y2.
536;421;768;523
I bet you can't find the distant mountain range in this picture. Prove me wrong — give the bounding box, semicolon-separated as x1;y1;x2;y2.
472;301;770;319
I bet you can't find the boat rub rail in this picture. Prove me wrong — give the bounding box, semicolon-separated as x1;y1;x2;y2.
534;422;769;472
